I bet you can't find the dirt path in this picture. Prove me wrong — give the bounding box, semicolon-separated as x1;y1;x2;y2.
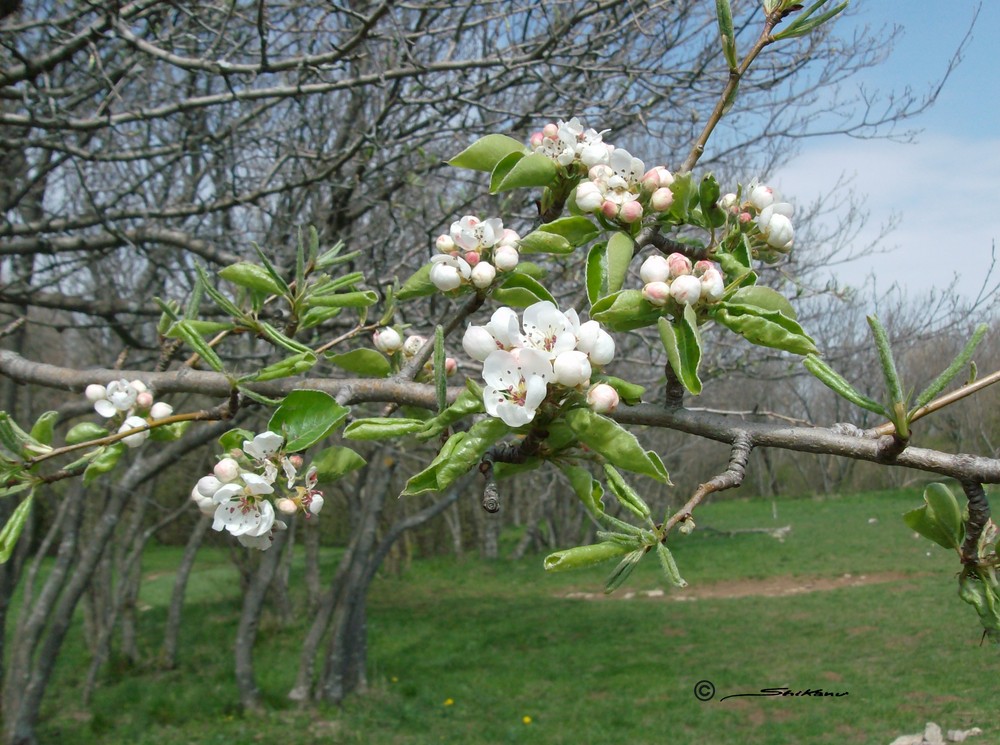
562;571;919;601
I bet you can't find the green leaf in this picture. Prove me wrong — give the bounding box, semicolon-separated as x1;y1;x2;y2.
565;409;668;483
517;230;574;255
83;443;126;485
713;303;818;356
716;0;737;69
258;322;312;355
586;242;607;305
728;286;797;320
149;421;189;442
325;348;391;378
434;325;447;413
666;172;696;223
603;465;651;520
903;483;964;551
268;390;349;451
250;243;292;297
0;493;33;563
773;0;849;40
416;387;485;442
29;411;58;447
959;574;1000;643
299;306;343;330
537;216;600;247
168;321;226;372
491;153;558;193
656;543;688;588
65;422;109;446
489;151;526;193
604;548;645;593
803;355;886;416
218;262;284;296
698;174;726;228
543;541;633;572
240;351;317;382
396;263;436;301
344;417;428;441
402;418;509;495
310;445;367;482
867;315;905;407
606;232;634;295
307;290;378;308
493;272;555;307
590;290;663;332
219;428;256;454
448;134;526;171
557;462;605;515
657;307;703;395
912;324;988;411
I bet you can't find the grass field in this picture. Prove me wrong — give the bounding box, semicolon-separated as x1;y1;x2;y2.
33;488;997;745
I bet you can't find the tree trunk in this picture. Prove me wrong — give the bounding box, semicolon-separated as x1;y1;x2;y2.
161;515;211;669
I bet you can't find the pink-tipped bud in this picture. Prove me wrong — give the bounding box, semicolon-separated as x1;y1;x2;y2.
529;131;544;148
601;200;619;220
642;281;671;306
276;498;298;515
650;187;674;212
739;211;752;224
692;260;713;277
640;255;670;284
619;200;643;224
445;357;458;376
464;251;480;266
587;383;620;414
435;234;455;253
641;166;674;192
213;457;241;483
542;123;559;139
700;267;725;301
499;228;520;247
749;184;775;211
288;455;304;470
667;253;692;278
670;275;702;306
136;390;154;409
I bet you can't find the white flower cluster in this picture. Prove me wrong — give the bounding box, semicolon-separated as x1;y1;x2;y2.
430;215;521;292
639;254;725;307
575;152;675;225
721;180;794;252
530;117;613;169
190;431;324;551
462;301;619;426
84;379;174;448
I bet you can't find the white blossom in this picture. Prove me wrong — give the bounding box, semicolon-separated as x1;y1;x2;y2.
470;261;497;289
758;203;795;251
640;255;670;284
93;379;140;418
118;415;150;448
482;348;551;427
149;401;173;420
552;350;592;387
521;301;576;359
429;254;472;291
211;472;276;537
493;244;519;272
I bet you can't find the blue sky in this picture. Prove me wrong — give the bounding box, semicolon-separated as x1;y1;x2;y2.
773;1;999;301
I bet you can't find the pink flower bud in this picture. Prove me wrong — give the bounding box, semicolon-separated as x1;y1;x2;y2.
553;350;592;387
135;391;154;409
373;327;403;354
739;211;752;224
499;228;520;246
85;384;106;402
289;455;304;470
276;498;298;515
667;253;692;278
642;281;671;306
639;255;670;284
700;268;725;301
214;457;241;483
493;245;519;272
619;200;643;224
464;251;480;266
445;357;458;376
601;200;618;220
529;131;544;148
587;383;620;414
641;166;674;192
650;187;674;212
670;275;702;306
692;260;713;276
436;234;455;253
149;401;173;419
470;261;496;289
542;123;559;139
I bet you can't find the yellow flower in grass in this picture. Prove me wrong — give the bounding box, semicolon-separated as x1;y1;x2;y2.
443;698;454;706
522;715;533;725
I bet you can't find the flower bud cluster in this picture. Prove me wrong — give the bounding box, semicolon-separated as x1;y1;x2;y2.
430;215;520;292
190;431;326;551
720;179;794;253
575;149;674;225
639;254;725;308
462;301;618;427
530;117;613;170
84;379;174;448
377;331;457;378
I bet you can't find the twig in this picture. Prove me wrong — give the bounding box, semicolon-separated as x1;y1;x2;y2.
871;368;1000;437
960;480;991;564
664;431;753;533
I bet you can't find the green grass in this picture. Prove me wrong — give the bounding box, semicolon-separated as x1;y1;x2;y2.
32;489;997;744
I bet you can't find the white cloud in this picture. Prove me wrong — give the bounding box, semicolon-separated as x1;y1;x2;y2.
773;134;1000;299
